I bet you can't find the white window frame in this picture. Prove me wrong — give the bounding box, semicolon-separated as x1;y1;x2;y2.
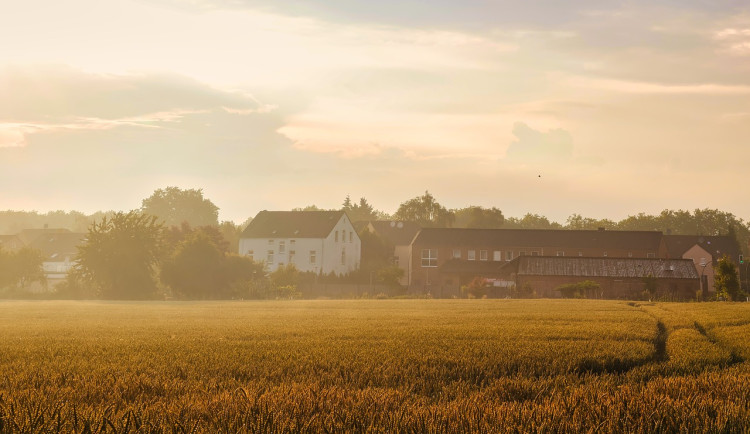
493;251;502;261
267;250;274;264
421;249;438;267
480;250;488;261
310;250;317;264
467;250;476;261
452;249;462;259
505;251;514;261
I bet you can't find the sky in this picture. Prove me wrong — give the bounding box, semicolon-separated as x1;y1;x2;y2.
1;0;750;224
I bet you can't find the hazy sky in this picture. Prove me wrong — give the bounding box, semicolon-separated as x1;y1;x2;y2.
2;0;750;224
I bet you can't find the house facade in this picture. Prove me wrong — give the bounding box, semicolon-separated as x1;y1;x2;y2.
27;231;86;287
408;228;667;295
663;234;742;298
239;210;361;274
362;220;421;286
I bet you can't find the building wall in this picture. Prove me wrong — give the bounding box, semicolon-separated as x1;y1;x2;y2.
240;237;326;273
321;216;361;275
393;244;411;286
682;244;715;296
409;243;662;289
239;215;361;275
516;275;700;300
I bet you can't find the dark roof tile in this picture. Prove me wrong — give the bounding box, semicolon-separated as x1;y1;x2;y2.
414;228;663;250
241;211;347;238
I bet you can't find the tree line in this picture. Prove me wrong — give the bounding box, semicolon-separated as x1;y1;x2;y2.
3;189;749;249
1;187;749;299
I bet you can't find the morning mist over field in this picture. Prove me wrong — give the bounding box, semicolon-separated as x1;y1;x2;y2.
2;0;750;223
4;1;750;432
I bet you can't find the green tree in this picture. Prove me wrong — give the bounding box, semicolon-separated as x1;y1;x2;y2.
75;211;163;299
504;213;562;229
461;277;490;298
161;231;226;299
0;247;46;291
223;254;267;299
556;280;602;298
269;264;301;299
141;187;219;228
164;222;230;254
342;196;387;222
714;255;743;301
393;191;455;227
565;214;616;231
453;206;505;229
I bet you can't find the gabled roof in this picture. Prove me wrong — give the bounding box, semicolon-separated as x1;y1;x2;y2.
413;228;663;251
663;234;740;262
241;210;347;239
366;221;421;246
515;256;698;279
17;228;71;245
0;235;24;251
28;232;86;262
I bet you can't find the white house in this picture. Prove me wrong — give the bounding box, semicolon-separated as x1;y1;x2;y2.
27;231;86;287
239;210;361;274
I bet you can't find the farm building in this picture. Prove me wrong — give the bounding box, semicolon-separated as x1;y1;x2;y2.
439;256;700;300
408;227;667;293
239;210;361;275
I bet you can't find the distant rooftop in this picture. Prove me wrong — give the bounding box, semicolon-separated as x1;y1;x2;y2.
241;210;347;238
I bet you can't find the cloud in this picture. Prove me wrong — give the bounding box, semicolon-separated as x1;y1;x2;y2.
566;76;750;95
715;27;750;56
0;65;273;148
505;122;574;161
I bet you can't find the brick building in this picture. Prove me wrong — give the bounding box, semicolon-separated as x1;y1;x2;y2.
409;227;666;295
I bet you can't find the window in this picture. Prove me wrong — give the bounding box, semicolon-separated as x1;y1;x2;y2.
392;256;399;265
700;257;707;266
289;250;295;263
493;251;502;261
628;252;633;258
480;250;488;261
452;249;462;259
335;231;339;242
578;252;583;257
556;251;565;257
267;250;274;264
603;251;608;257
246;250;254;261
341;247;346;265
268;239;274;245
467;250;476;261
505;251;514;261
647;252;656;258
310;250;317;264
421;249;438;267
519;251;527;256
349;231;353;243
531;251;539;256
279;241;286;254
290;240;296;246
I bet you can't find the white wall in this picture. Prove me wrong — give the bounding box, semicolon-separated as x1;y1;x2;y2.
320;215;361;275
238;214;361;275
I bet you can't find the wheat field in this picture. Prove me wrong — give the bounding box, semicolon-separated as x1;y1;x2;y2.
1;299;749;432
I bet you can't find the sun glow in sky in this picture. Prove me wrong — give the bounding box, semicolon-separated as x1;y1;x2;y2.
2;0;750;223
